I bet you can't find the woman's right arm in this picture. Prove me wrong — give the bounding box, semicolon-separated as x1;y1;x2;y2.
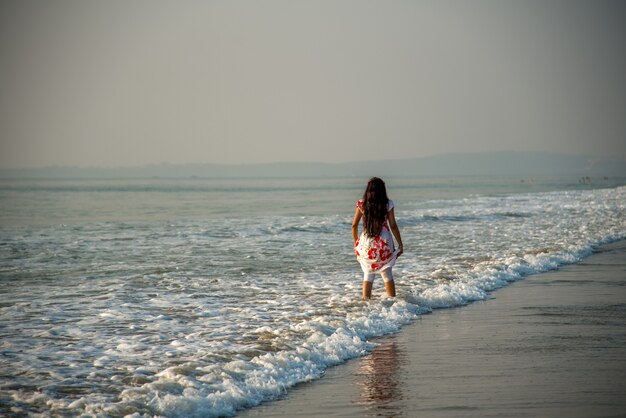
351;207;362;246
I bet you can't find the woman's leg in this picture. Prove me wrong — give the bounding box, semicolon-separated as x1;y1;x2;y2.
362;281;373;299
381;269;396;297
363;271;374;299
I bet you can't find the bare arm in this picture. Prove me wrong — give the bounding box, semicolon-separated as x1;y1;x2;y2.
387;208;404;257
351;207;362;246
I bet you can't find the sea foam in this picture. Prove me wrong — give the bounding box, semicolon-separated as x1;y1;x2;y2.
0;181;623;417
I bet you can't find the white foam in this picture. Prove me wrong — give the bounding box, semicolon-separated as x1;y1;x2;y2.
1;184;624;416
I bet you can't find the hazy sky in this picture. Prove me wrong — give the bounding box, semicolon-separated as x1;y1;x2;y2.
1;0;625;168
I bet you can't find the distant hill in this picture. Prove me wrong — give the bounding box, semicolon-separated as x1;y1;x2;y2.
1;152;625;179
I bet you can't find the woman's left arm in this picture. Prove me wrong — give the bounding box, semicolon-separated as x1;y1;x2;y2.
387;208;404;257
351;207;362;246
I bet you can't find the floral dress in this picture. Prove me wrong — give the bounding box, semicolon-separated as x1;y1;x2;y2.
354;199;399;273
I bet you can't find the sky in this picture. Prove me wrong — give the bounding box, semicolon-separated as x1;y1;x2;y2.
1;0;625;168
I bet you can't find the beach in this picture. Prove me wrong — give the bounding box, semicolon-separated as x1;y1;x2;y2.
1;179;624;416
240;239;626;418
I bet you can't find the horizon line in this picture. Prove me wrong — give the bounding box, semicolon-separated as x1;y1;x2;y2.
2;150;623;171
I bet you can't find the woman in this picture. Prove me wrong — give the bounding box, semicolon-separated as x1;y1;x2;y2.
352;177;404;299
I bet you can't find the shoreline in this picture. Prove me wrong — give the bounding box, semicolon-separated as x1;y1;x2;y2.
239;239;626;417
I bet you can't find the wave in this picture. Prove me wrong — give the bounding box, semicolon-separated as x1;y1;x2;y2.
96;234;625;417
2;184;624;417
400;210;533;225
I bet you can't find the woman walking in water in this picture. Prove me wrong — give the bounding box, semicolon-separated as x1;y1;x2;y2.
352;177;404;299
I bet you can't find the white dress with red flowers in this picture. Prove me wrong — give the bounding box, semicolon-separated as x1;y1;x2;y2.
354;199;399;273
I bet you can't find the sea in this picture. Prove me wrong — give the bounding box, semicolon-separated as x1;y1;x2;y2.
0;176;624;417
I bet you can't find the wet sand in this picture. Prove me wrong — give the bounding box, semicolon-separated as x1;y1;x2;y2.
240;240;626;417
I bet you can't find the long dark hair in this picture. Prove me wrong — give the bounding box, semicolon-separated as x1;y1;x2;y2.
362;177;389;237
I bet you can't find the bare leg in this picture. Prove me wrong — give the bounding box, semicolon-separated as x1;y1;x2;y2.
384;280;396;297
362;281;373;300
381;269;396;297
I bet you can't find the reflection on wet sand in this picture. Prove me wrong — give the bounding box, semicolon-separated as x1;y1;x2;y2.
354;337;404;416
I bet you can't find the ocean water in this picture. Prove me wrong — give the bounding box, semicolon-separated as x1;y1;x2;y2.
0;176;624;417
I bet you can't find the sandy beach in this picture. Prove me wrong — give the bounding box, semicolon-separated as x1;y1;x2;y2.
240;240;626;418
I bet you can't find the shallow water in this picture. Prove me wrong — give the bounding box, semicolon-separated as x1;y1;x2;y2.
0;177;624;417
